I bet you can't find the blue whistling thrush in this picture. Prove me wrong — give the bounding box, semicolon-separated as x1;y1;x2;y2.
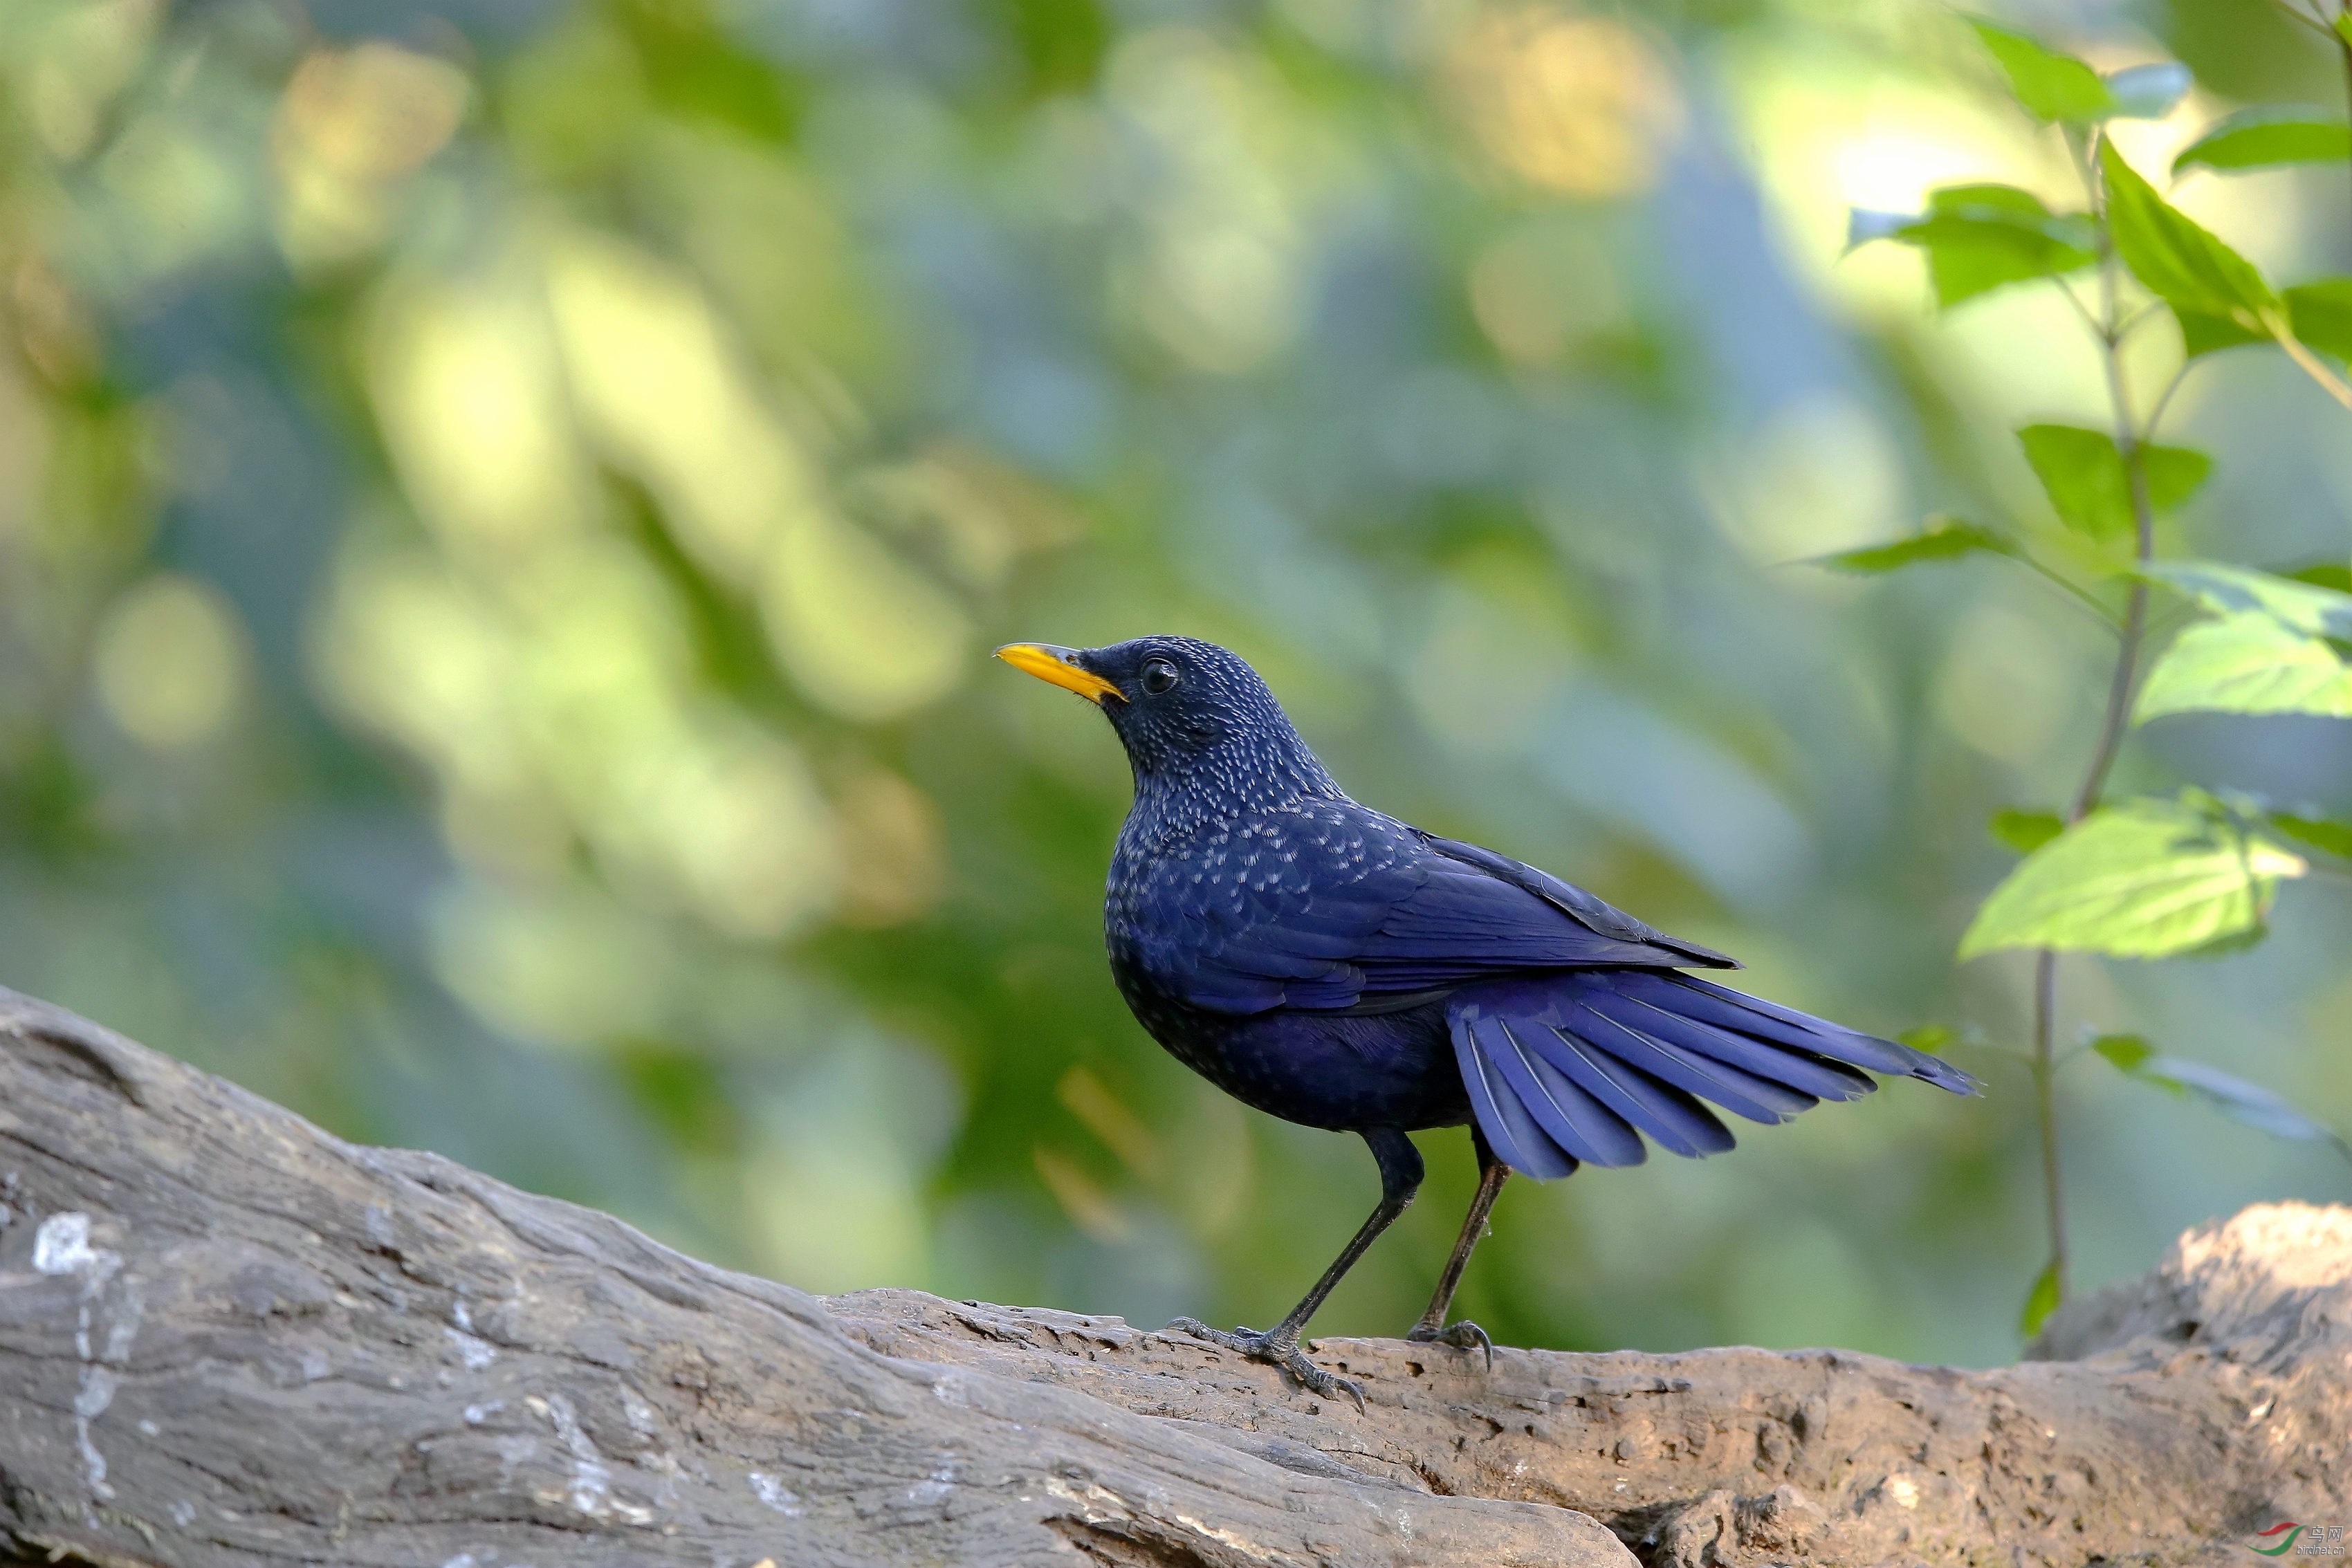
998;636;1977;1405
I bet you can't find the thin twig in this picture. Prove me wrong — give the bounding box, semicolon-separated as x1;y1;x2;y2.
2008;553;2126;631
2068;553;2151;820
2024;135;2167;1312
2072;151;2156;824
2144;363;2194;441
2261;0;2337;40
2054;276;2103;339
2342;1;2352;256
2275;327;2352;414
2341;1;2352;255
2114;304;2165;344
2030;950;2068;1301
2274;0;2352;259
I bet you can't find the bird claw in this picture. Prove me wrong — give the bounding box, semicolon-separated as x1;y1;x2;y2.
1408;1318;1494;1372
1164;1318;1367;1412
1164;1316;1260;1354
1283;1349;1367;1412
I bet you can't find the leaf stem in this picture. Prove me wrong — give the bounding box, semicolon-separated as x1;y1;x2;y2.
2075;159;2156;827
2011;553;2126;632
2259;0;2339;43
2243;2;2352;409
2070;472;2150;818
2275;0;2352;266
2342;2;2352;259
2028;136;2168;1315
2144;362;2193;442
2273;326;2352;414
2030;950;2068;1301
2055;277;2102;339
2114;304;2165;344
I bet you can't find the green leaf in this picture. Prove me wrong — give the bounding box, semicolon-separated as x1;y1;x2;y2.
1991;808;2065;854
2135;613;2352;720
1970;19;2115;122
1868;186;2099;307
2176;279;2352;360
2270;813;2352;861
1812;517;2017;574
2175;308;2263;357
2020;1258;2062;1337
2281;279;2352;360
2174;107;2352;175
2135;553;2352;723
2102;144;2281;331
2133;1055;2342;1144
2016;425;2212;538
1847;208;1916;248
2091;1032;2156;1071
1958;791;2306;960
2140;560;2352;638
2117;1048;2352;1170
1931;183;2064;220
1898;1024;1958;1053
2337;11;2352;49
2103;63;2192;121
2288;562;2352;593
2142;445;2215;512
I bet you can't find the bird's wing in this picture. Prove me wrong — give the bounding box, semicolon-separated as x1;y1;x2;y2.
1449;968;1982;1182
1119;805;1732;1016
1416;836;1738;969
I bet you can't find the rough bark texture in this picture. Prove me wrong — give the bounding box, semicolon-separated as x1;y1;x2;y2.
0;986;2342;1568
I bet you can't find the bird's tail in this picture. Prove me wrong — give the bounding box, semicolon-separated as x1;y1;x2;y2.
1448;970;1980;1180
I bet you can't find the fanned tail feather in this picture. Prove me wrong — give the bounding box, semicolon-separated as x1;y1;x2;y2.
1449;970;1981;1179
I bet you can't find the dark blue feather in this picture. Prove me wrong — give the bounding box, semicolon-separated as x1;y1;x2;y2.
1449;1013;1578;1179
1670;975;1983;1093
1568;1007;1819;1125
1577;982;1878;1103
1527;1025;1735;1159
1440;966;1985;1173
1421;836;1738;968
1467;1011;1645;1167
1108;791;1743;1017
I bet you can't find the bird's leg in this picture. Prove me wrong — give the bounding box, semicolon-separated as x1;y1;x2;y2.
1168;1127;1421;1410
1406;1132;1510;1370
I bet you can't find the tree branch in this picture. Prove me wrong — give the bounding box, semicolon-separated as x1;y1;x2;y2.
0;986;2344;1568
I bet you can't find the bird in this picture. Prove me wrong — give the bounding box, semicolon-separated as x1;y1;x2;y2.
997;634;1978;1405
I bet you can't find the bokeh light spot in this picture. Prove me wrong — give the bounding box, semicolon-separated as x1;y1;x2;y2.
1934;600;2080;766
371;284;587;557
1446;11;1684;199
1706;393;1907;567
93;574;246;750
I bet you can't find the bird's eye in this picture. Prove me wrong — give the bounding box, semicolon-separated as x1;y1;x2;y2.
1141;658;1180;696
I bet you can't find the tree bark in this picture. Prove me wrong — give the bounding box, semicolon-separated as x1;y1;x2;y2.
0;986;2342;1568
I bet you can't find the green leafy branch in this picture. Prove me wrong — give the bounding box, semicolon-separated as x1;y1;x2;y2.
2091;1033;2352;1171
1841;13;2352;1336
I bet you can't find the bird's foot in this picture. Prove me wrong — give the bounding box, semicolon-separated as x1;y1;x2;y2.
1164;1317;1366;1411
1407;1318;1494;1372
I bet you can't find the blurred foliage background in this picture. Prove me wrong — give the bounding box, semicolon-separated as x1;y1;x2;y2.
2;0;2348;1369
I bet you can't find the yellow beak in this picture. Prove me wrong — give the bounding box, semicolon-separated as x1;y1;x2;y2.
995;643;1126;704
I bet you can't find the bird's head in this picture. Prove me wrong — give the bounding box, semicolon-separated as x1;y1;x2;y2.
995;636;1340;802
